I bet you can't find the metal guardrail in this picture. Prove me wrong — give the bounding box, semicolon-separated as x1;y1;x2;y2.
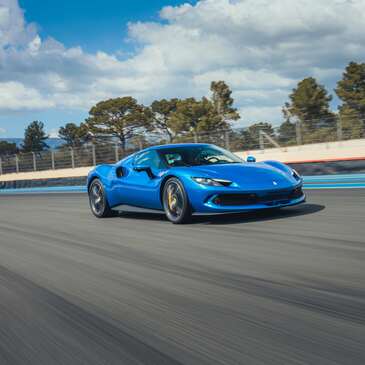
0;123;364;176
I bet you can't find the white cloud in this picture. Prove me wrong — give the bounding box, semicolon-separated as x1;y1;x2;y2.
238;106;283;126
0;0;36;46
0;127;6;134
28;34;41;54
1;0;365;126
48;128;59;138
0;81;55;110
199;69;293;88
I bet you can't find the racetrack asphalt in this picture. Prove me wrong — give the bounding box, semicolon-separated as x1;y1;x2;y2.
0;190;364;365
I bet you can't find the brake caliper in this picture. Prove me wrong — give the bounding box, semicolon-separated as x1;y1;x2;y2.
168;187;177;210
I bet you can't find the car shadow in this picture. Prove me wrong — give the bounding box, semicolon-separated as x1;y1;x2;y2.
192;203;325;225
115;203;325;225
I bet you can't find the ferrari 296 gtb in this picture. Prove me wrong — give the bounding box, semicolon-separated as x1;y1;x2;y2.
87;143;305;223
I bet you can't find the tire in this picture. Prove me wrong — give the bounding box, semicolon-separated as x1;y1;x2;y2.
163;177;192;224
88;178;115;218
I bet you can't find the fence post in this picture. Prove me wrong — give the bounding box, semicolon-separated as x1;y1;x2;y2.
261;130;283;150
296;122;302;146
70;148;75;169
92;144;96;166
224;130;230;149
193;132;198;143
32;152;37;171
259;130;265;150
337;115;343;141
0;157;2;175
15;155;19;173
51;150;55;170
114;143;119;162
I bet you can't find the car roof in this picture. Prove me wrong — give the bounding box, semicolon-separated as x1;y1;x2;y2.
121;143;212;163
145;143;211;151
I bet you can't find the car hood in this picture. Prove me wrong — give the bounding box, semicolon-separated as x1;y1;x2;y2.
186;163;297;190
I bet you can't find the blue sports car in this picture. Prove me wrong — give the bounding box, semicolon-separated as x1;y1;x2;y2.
87;143;305;223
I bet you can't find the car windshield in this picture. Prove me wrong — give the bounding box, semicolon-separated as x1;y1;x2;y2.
158;145;243;167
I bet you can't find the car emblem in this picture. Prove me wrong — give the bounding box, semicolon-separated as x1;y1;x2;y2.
272;180;278;186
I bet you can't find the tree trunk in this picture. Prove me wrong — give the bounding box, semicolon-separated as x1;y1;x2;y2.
167;130;173;143
119;134;126;154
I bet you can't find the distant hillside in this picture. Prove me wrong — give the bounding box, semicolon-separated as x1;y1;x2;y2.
0;138;65;150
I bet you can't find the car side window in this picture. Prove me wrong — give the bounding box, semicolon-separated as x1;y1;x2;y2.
194;147;234;165
133;150;163;169
164;153;185;167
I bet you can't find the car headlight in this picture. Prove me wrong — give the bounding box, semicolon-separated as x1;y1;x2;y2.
192;177;232;186
291;168;301;181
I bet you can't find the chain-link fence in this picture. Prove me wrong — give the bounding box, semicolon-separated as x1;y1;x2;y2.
0;120;364;175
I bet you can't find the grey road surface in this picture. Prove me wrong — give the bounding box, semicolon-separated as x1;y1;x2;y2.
0;190;364;365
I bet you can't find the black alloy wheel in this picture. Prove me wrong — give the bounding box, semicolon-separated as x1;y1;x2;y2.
89;179;115;218
163;177;192;224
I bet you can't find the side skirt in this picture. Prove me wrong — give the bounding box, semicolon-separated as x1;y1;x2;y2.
111;204;164;214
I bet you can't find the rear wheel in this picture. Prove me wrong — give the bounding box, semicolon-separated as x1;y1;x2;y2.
163;178;192;224
88;179;115;218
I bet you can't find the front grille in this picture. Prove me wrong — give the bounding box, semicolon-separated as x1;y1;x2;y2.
214;193;258;206
259;187;304;203
214;187;303;206
260;191;291;202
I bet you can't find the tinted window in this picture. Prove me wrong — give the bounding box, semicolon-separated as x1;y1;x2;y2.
158;145;242;167
133;150;163;169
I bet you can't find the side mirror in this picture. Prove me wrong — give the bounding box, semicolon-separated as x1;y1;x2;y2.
133;165;155;178
116;166;125;178
246;155;256;163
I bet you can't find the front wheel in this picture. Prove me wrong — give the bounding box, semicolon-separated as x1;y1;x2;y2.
88;178;115;218
163;178;192;224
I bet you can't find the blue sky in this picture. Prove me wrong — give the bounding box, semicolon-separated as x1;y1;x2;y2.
19;0;197;54
0;0;364;138
1;0;197;137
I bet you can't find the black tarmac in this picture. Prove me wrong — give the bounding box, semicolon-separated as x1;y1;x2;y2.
0;190;364;364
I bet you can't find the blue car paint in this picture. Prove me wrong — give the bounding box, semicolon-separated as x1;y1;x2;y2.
110;157;164;209
1;172;364;195
87;143;305;213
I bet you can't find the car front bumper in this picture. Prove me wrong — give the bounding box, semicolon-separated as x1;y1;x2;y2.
188;184;306;213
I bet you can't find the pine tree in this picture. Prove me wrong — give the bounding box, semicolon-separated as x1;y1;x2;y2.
210;81;240;123
150;99;179;142
0;141;18;156
22;121;49;152
59;122;88;147
85;97;151;152
336;62;365;137
283;77;335;131
278;119;296;145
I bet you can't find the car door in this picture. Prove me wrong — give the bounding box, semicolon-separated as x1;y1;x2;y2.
112;150;164;209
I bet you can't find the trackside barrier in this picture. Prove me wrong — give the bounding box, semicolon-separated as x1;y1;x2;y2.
0;123;364;176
